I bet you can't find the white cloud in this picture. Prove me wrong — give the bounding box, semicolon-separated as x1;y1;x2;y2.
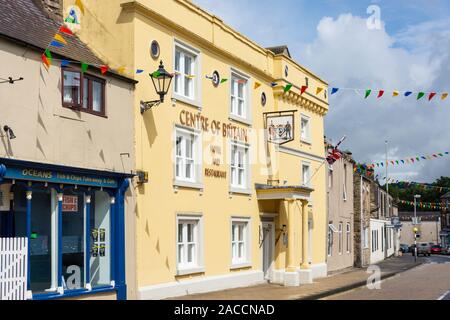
300;14;450;182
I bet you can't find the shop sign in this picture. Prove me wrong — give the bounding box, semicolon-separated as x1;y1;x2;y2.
62;195;78;212
3;167;118;188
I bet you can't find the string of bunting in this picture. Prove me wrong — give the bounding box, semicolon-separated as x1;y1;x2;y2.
329;87;449;102
365;151;449;169
398;200;445;210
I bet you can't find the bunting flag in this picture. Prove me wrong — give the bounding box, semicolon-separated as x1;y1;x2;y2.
75;0;85;15
44;49;52;64
300;85;308;95
395;181;450;193
429;92;437;101
442;93;449;100
59;26;73;35
417;92;425;100
399;200;444;210
136;69;144;74
365;151;449;169
117;66;126;74
254;82;261;89
316;87;324;95
100;65;108;75
405;91;413;97
220;78;228;84
61;59;70;67
284;84;293;93
50;41;65;48
54;34;67;45
392;90;399;97
331;88;339;95
81;62;89;73
364;89;372;99
377;90;385;98
186;75;196;79
270;82;278;88
41;54;51;69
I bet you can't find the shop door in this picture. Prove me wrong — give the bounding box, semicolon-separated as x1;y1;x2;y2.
261;222;275;281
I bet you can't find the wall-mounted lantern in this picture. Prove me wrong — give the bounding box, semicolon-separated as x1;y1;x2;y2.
140;61;174;114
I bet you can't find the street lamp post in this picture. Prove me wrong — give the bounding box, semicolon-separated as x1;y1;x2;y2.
140;61;174;114
413;194;421;261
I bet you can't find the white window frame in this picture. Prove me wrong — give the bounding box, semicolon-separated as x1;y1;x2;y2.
363;227;369;249
327;224;335;257
229;141;251;194
338;222;343;255
173;40;201;108
176;214;204;275
302;161;311;188
346;223;351;253
300;114;311;144
343;163;348;201
173;125;203;189
230;217;251;268
229;68;251;125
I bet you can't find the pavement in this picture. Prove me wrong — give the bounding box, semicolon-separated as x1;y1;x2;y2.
324;255;450;300
169;255;424;300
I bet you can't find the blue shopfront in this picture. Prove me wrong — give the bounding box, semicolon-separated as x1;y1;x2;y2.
0;158;131;300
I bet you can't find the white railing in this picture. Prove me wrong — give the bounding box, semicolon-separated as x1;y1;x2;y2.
0;238;28;300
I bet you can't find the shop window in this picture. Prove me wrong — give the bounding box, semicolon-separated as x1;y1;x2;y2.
90;191;111;288
230;142;249;191
230;71;250;122
62;190;85;290
62;69;106;116
231;219;250;266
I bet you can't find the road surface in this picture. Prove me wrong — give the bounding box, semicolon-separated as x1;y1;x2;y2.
324;255;450;300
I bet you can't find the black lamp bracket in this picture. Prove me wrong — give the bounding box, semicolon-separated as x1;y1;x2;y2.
140;100;162;114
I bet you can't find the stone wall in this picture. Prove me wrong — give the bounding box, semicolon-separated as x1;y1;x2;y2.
33;0;62;21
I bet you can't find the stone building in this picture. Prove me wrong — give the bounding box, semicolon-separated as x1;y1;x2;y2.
353;172;372;267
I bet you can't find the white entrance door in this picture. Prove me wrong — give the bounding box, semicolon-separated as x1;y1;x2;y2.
261;222;275;281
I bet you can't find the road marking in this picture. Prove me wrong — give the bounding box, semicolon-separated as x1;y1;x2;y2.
437;291;450;301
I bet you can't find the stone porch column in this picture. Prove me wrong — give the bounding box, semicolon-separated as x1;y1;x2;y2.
301;200;309;269
285;199;296;273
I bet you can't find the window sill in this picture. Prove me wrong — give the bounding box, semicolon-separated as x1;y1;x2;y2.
172;94;202;110
31;285;115;300
230;262;252;270
229;115;252;127
229;187;253;196
176;267;205;276
173;180;204;190
300;139;312;145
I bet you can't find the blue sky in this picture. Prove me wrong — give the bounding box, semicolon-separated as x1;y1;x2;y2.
194;0;450;183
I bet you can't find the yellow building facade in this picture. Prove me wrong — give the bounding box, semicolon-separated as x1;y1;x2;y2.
64;0;329;299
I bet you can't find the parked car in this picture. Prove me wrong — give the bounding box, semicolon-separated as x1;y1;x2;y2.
417;242;431;256
445;246;450;255
400;244;410;253
431;245;442;255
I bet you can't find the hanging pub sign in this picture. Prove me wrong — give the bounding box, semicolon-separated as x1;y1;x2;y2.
264;110;297;145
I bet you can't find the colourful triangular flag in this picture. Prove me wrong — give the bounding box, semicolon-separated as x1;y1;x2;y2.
44;49;52;63
151;71;161;78
59;26;73;35
81;62;89;73
41;54;50;69
316;87;324;95
136;69;144;74
61;60;70;67
377;90;385;98
365;89;372;99
392;91;399;97
417;92;425;100
300;85;308;95
442;93;448;100
220;78;228;84
428;92;437;101
50;41;64;48
331;88;339;95
100;65;108;75
284;84;293;93
75;0;85;14
254;82;261;89
270;82;277;87
405;91;413;97
54;34;67;45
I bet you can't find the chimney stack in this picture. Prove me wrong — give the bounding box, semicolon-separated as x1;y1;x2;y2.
33;0;63;21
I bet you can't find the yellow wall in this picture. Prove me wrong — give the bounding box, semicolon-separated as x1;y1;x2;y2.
66;0;329;295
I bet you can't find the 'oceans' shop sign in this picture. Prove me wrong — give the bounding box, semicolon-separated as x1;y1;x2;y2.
4;167;118;188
